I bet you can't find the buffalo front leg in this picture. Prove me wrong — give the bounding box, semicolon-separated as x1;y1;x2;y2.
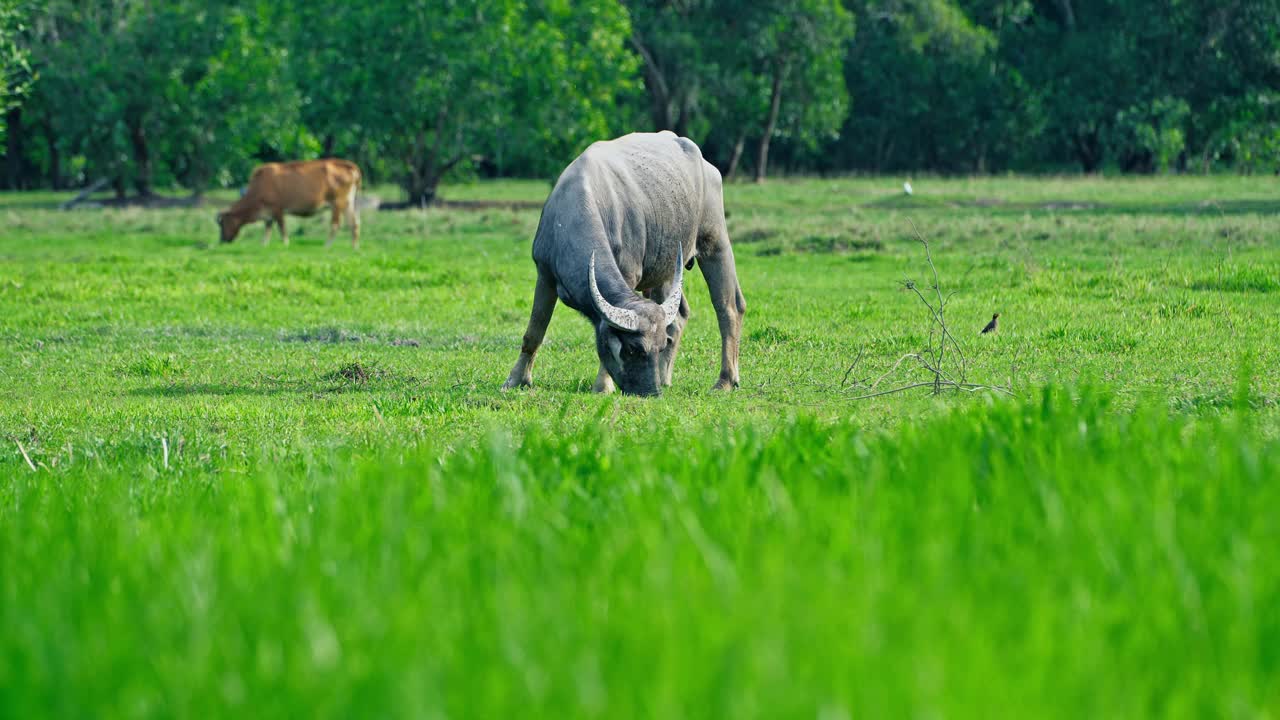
699;247;745;390
593;365;616;394
502;270;558;390
348;206;360;249
276;213;289;246
646;284;690;387
263;218;273;245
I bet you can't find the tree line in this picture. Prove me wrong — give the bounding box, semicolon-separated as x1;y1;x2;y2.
2;0;1278;203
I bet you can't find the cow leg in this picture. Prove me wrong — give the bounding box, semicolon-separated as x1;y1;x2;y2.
593;364;615;394
327;205;341;247
698;242;745;390
348;206;360;249
276;213;289;246
646;284;691;387
346;185;360;249
501;269;558;390
263;219;273;245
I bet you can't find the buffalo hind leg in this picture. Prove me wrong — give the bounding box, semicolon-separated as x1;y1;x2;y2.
502;269;558;390
698;244;745;390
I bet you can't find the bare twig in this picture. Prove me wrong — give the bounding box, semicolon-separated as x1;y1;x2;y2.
868;353;920;392
913;352;964;387
960;383;1016;396
907;218;969;385
15;440;37;472
849;380;1014;401
844;352;967;396
841;345;866;388
848;382;941;401
847;220;1008;402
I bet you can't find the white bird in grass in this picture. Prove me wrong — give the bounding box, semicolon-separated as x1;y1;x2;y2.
903;180;913;196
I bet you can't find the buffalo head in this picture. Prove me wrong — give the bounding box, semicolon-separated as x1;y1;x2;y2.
589;246;683;397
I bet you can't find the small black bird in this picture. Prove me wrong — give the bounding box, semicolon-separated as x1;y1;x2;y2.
980;313;1000;334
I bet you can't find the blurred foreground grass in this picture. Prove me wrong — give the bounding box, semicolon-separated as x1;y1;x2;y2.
2;390;1278;717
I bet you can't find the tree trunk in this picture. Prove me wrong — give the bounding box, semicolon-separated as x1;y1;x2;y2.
4;108;22;190
404;158;441;207
754;64;785;184
631;36;674;131
322;133;336;157
1056;0;1076;29
129;119;153;197
1073;130;1101;173
674;87;695;138
874;122;888;173
43;121;62;190
648;87;672;131
187;161;209;200
726;131;747;180
113;176;126;201
405;178;439;207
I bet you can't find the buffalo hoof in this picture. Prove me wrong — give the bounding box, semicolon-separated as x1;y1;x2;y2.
711;378;740;391
501;378;532;391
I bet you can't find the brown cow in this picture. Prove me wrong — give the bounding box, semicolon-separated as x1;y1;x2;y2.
217;159;362;247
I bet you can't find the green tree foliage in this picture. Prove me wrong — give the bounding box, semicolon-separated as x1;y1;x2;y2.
624;0;710;139
288;0;637;205
626;0;853;182
836;0;1029;173
976;0;1280;172
505;1;641;178
746;0;854;182
829;0;1280;174
0;0;31;147
22;0;300;196
160;3;307;194
3;0;1280;192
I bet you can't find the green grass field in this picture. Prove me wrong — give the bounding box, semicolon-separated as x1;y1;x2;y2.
3;176;1279;717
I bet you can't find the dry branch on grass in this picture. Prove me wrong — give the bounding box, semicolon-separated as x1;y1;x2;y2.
846;221;1012;401
59;178;111;210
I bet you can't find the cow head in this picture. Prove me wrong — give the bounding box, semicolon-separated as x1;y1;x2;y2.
216;212;245;243
588;246;683;397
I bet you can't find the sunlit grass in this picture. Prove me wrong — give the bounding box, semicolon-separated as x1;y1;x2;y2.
2;176;1279;716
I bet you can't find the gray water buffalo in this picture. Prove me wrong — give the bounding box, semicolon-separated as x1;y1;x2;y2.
502;131;745;396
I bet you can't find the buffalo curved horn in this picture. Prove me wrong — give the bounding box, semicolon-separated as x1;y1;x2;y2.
589;251;642;332
659;243;684;326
